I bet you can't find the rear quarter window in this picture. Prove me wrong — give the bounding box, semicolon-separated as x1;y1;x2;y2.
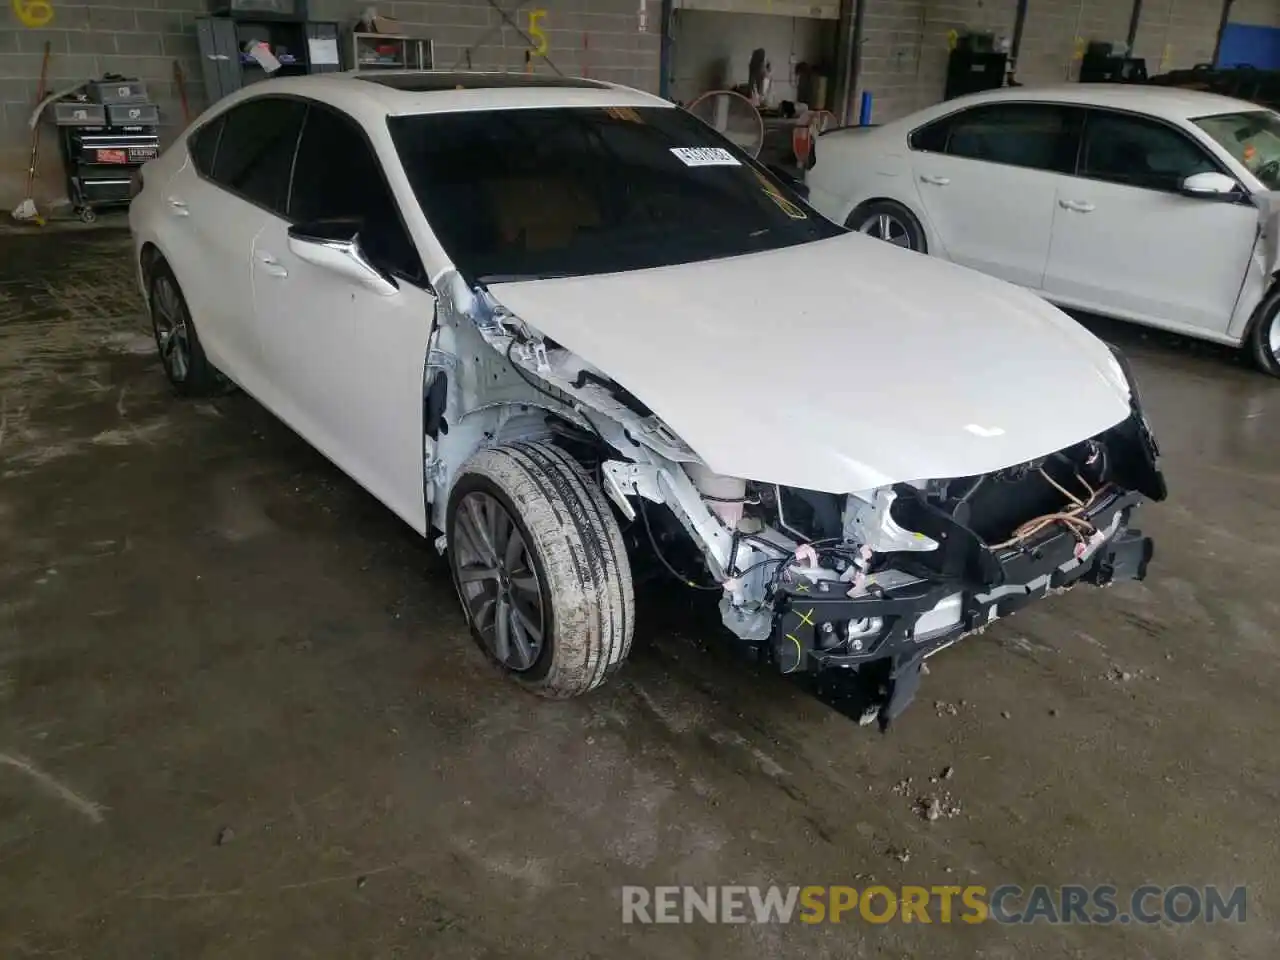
188;115;223;177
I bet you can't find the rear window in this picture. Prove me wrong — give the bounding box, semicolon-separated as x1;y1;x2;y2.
388;106;841;282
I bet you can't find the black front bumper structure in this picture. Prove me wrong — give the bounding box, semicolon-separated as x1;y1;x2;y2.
769;488;1154;726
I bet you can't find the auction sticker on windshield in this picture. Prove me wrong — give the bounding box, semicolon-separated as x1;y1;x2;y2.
670;147;741;167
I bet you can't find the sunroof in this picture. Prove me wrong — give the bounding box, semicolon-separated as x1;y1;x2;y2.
357;72;610;91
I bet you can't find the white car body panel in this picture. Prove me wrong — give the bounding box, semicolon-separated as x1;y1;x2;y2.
910;151;1059;288
490;231;1131;494
250;217;435;533
1043;177;1258;335
806;84;1280;347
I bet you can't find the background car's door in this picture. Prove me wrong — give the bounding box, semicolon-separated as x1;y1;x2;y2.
1042;109;1259;335
909;103;1083;288
251;102;435;533
162;97;306;386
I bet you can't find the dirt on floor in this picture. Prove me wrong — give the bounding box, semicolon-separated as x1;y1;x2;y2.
0;228;1276;959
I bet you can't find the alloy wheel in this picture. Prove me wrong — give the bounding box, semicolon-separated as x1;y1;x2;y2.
452;491;545;671
152;276;190;382
858;212;912;248
1269;308;1280;363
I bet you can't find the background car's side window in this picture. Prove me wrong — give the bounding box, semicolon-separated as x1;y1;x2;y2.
941;104;1082;174
189;115;223;177
1080;111;1218;191
908;116;951;153
210;97;306;213
288;105;423;282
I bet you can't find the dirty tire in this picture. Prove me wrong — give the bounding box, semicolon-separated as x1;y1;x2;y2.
1247;287;1280;377
447;441;635;698
847;200;927;253
148;259;219;397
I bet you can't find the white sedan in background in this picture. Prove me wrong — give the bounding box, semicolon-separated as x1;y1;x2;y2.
806;85;1280;375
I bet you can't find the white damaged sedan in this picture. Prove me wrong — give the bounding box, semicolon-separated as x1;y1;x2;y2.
129;72;1165;723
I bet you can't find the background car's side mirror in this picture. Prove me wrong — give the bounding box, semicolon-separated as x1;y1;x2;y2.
1179;171;1242;201
287;220;399;296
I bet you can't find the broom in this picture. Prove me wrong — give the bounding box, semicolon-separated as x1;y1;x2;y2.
12;41;52;224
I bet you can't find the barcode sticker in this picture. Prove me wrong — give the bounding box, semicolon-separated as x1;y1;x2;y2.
670;147;741;167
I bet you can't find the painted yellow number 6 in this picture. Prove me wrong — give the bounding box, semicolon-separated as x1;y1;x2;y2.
13;0;54;28
529;9;548;57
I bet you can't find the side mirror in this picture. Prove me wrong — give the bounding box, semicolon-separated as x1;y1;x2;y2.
1179;171;1241;201
287;219;399;296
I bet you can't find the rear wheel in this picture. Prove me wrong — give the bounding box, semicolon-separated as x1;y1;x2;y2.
1247;287;1280;378
447;441;635;698
148;261;219;396
848;200;926;253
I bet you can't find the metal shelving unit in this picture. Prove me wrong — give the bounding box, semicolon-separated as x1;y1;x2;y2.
347;32;434;71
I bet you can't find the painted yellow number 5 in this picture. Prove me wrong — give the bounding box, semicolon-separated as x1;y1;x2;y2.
529;9;548;56
13;0;54;28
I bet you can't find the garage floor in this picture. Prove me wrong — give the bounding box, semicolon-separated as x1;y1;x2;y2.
1;228;1277;958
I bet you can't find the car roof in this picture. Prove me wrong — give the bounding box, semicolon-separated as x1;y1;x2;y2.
217;70;671;119
929;83;1266;122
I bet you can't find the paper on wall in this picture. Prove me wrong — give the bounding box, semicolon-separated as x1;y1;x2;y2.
308;37;340;66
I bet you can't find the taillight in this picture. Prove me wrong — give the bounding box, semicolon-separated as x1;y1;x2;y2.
129;169;145;200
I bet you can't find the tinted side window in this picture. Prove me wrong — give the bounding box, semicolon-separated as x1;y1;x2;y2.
289;105;422;281
189;115;223;177
211;97;306;213
1080;111;1217;191
909;116;950;153
945;104;1081;174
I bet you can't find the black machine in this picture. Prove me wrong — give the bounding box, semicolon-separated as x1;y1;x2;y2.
1147;64;1280;110
53;78;159;223
945;33;1008;100
1080;41;1148;83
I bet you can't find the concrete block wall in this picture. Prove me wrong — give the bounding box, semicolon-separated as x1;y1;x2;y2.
1;0;660;210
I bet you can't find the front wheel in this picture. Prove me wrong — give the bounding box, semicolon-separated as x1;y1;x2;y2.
1248;287;1280;378
447;441;635;698
848;201;927;253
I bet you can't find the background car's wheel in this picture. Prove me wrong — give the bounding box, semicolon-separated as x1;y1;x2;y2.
848;200;927;252
447;441;635;698
148;260;219;396
1247;287;1280;377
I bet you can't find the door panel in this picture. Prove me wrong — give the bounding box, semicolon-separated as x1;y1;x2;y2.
252;218;434;532
910;153;1060;287
160;161;266;383
250;102;435;533
1043;110;1259;335
161;96;305;392
908;103;1082;289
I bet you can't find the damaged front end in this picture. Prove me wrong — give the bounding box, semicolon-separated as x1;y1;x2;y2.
428;271;1165;726
613;393;1165;728
756;419;1162;725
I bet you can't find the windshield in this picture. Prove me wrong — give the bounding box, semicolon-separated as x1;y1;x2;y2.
388;106;841;282
1193;110;1280;189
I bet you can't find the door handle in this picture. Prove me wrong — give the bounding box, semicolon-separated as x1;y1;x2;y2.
919;174;951;186
1059;199;1096;213
166;197;189;216
255;251;288;278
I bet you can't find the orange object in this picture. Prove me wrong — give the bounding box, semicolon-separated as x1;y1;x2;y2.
792;123;813;169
